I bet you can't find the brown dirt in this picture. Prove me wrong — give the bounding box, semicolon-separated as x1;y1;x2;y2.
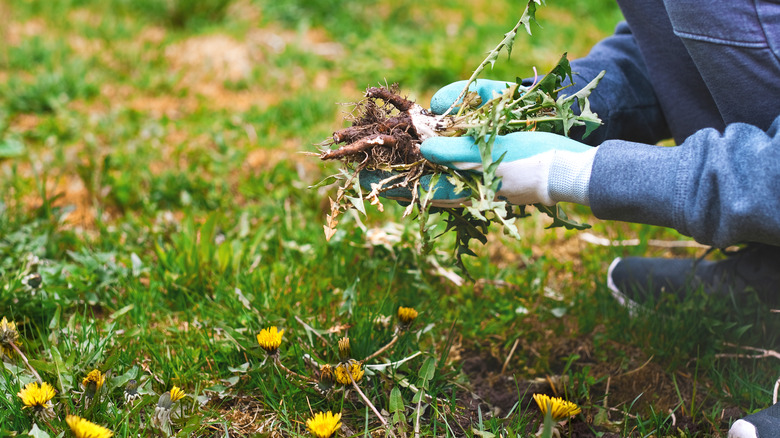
165;34;257;86
205;395;277;437
320;85;424;167
455;330;745;437
20;174;96;229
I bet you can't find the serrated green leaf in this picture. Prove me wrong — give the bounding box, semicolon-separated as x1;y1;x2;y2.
520;1;540;35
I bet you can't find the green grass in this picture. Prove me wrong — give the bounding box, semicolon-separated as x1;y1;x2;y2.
1;0;778;436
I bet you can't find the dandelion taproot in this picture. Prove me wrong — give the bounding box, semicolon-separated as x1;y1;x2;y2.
66;415;113;438
18;381;56;418
306;411;342;438
335;360;364;385
397;306;418;326
257;326;284;355
533;393;581;421
0;316;20;358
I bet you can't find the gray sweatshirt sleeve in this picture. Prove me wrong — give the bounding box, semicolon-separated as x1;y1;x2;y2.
566;22;671;146
589;116;780;248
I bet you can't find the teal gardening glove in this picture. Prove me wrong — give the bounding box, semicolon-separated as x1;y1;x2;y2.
364;79;599;207
423;132;596;206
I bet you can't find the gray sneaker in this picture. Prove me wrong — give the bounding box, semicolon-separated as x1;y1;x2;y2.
607;244;780;308
728;402;780;438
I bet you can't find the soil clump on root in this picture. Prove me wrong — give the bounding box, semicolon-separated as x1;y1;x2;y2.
320;85;428;168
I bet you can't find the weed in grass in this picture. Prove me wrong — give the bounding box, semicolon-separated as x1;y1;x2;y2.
1;60;99;115
119;0;234;29
533;393;581;438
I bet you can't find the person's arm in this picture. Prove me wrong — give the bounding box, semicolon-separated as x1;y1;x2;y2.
590;116;780;248
564;22;671;145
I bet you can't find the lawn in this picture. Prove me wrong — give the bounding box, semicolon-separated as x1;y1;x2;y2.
1;0;778;436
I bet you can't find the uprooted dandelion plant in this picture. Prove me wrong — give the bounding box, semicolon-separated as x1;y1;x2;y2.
317;0;605;269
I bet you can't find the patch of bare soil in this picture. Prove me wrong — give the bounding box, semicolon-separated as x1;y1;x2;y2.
455;329;744;436
204;395;279;437
165;34;256;86
20;175;97;229
4;18;46;45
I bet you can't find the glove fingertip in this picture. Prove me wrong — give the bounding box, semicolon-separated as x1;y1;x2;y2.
429;80;470;115
430;95;457;115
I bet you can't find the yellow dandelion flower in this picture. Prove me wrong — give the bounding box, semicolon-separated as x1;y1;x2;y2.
334;360;364;385
169;386;186;402
348;361;364;382
0;316;20;358
82;369;105;397
337;337;351;360
17;381;56;411
306;411;342;438
257;326;284;354
397;307;418;326
66;415;113;438
533;393;581;421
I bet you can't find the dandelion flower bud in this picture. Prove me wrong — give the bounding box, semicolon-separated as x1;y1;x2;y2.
320;364;334;385
0;317;20;358
157;391;173;410
337;337;351;361
397;306;418;326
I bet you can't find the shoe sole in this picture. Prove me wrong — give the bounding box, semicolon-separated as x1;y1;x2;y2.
607;257;641;316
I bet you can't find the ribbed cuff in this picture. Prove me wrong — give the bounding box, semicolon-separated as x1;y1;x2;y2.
548;148;598;205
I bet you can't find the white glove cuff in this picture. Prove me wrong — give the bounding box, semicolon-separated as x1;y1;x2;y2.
548;148;597;206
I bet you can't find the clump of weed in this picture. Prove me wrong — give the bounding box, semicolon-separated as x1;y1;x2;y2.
321;85;426;167
318;1;604;269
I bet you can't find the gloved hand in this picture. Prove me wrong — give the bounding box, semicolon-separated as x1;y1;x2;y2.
359;79;516;207
360;79;598;207
421;132;597;206
430;79;515;114
427;78;597;207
